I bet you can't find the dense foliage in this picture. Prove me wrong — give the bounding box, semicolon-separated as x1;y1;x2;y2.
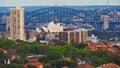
0;38;120;68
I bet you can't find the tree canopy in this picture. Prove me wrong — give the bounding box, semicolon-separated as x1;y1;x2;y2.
0;38;119;68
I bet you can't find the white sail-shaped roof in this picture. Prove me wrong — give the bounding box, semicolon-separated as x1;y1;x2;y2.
42;21;63;32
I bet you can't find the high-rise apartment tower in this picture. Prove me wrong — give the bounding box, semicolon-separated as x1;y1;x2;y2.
101;15;109;30
10;6;25;41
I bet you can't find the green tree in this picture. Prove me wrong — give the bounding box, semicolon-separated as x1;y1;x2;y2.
9;63;23;68
0;38;15;49
65;42;71;46
91;57;109;67
0;64;23;68
11;58;24;64
0;51;9;64
113;50;120;65
28;65;36;68
72;42;88;49
47;51;63;60
52;59;77;68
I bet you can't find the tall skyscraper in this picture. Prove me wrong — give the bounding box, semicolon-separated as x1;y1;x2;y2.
10;6;25;41
59;28;88;43
101;15;109;30
2;15;8;23
117;13;120;21
2;15;10;31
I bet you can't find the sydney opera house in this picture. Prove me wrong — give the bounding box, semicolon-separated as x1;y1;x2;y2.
42;21;64;33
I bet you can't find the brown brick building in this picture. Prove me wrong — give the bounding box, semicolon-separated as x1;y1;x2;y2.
59;28;88;43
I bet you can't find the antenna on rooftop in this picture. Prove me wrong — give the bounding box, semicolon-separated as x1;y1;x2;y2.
107;0;109;9
107;0;108;5
54;0;59;6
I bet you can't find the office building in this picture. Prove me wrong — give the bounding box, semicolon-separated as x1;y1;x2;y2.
26;30;37;42
117;13;120;21
101;15;109;30
6;17;10;31
59;28;88;43
10;6;25;41
2;15;8;23
2;15;10;31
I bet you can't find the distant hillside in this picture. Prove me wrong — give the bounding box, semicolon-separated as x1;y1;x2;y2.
0;5;120;12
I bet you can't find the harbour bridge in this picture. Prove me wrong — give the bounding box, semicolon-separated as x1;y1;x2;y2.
25;7;83;24
25;7;120;29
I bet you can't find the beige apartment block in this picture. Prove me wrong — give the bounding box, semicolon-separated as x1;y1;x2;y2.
10;6;25;41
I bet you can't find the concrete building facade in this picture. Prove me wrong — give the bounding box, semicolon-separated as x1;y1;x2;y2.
2;15;10;31
26;30;37;42
101;15;109;30
59;28;88;43
117;13;120;21
10;6;25;41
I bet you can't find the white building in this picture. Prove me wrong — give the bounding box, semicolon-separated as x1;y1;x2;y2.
88;34;98;42
42;21;63;33
10;6;25;41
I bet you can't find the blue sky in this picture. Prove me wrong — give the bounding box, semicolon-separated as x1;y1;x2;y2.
0;0;120;6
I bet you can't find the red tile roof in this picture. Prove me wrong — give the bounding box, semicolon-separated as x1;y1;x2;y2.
24;61;43;68
78;64;94;68
97;63;120;68
62;66;69;68
86;41;118;54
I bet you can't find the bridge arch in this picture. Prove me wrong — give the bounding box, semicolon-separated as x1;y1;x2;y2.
25;7;82;23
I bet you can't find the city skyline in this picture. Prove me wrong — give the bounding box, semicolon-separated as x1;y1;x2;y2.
0;0;120;7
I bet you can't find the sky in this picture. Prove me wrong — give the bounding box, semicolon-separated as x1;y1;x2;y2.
0;0;120;6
